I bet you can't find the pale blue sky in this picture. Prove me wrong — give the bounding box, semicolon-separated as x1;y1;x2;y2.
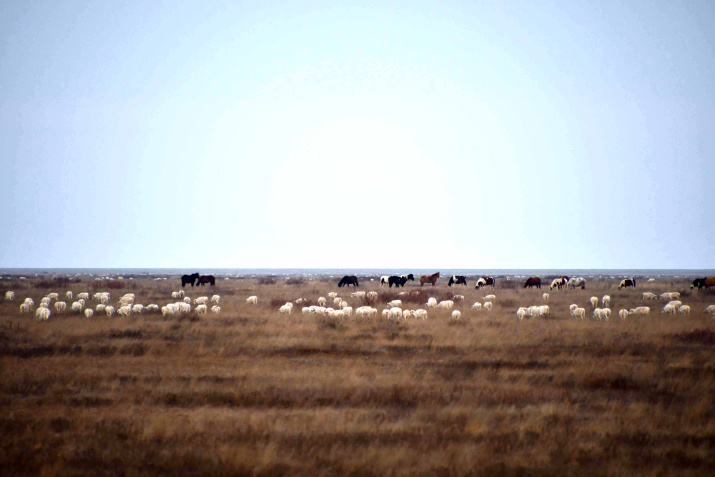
1;1;713;268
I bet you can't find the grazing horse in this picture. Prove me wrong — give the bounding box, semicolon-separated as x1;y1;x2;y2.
338;275;359;287
197;275;216;286
549;277;567;290
618;278;636;289
448;275;468;287
475;277;495;289
523;277;541;289
691;277;715;289
388;276;408;288
420;272;440;287
568;277;586;289
181;273;200;288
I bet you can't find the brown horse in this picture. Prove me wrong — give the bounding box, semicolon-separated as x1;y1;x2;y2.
420;272;440;287
197;275;216;286
523;277;541;289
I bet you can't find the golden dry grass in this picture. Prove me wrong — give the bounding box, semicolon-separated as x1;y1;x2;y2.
2;275;715;475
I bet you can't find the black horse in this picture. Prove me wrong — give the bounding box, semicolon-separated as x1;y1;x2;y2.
338;275;359;287
197;275;216;286
448;275;467;287
388;275;408;288
692;277;715;289
181;273;200;287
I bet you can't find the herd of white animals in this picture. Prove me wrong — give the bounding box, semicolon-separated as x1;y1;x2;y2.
3;289;221;320
3;284;715;322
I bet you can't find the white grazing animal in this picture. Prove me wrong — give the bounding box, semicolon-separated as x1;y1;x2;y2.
54;301;67;312
47;293;59;300
543;293;549;301
414;309;428;320
23;298;34;309
602;308;611;320
20;303;31;313
105;306;115;317
451;310;462;319
426;297;438;308
171;291;181;299
96;304;106;313
602;295;610;308
590;297;598;308
662;304;676;314
84;308;94;318
211;295;220;304
246;296;258;305
77;292;90;301
194;296;209;305
146;304;159;313
471;302;482;311
483;295;496;301
71;302;83;313
118;305;132;316
328;292;337;299
35;307;51;320
194;304;208;314
629;306;650;315
517;307;527;320
574;308;586;320
131;304;144;314
436;300;454;310
366;291;378;302
5;291;15;301
317;297;327;307
593;308;604;320
183;297;191;304
66;291;73;300
618;309;629;320
388;300;402;308
704;305;715;314
342;306;353;317
388;307;403;319
667;300;682;309
279;304;292;314
452;295;465;302
483;302;493;311
569;304;578;315
211;305;221;314
642;292;657;300
678;305;690;314
329;310;344;318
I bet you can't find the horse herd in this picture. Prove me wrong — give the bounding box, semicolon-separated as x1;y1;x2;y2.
181;273;215;287
181;272;715;291
334;274;715;291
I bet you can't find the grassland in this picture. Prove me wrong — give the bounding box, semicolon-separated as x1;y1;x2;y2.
2;275;715;476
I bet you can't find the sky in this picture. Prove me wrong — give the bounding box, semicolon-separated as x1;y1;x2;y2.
1;0;713;269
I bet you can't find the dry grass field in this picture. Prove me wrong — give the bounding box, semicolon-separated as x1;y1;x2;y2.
2;274;715;476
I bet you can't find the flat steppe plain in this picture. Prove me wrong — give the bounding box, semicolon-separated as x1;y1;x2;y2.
2;275;715;476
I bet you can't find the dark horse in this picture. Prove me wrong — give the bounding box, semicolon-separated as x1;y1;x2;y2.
448;275;468;287
197;275;216;286
420;272;440;287
692;277;715;289
523;277;541;289
388;276;408;288
338;275;359;287
181;273;200;288
475;277;495;289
